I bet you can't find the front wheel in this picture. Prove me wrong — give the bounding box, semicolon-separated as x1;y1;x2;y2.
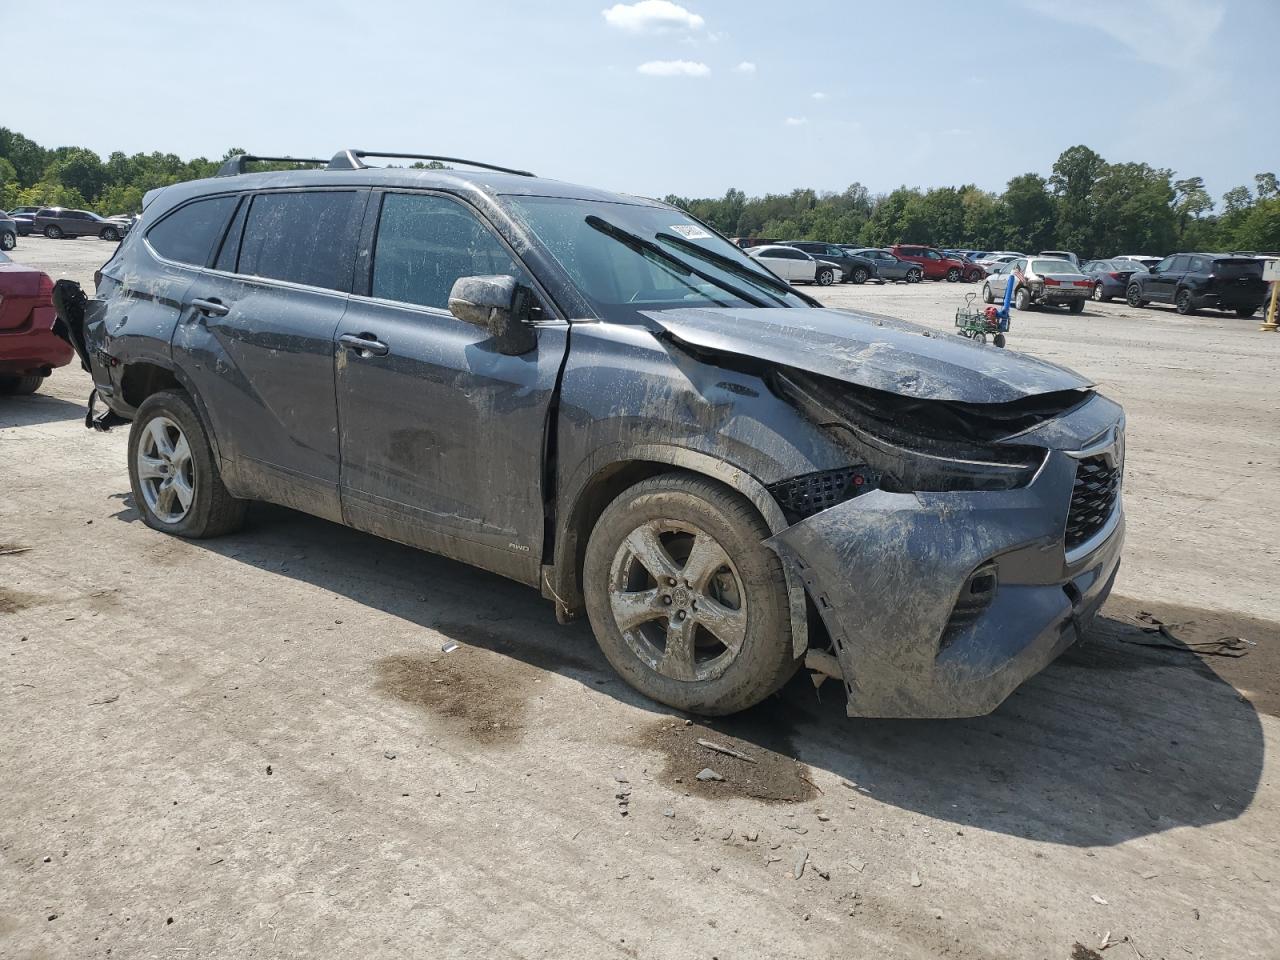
0;231;15;251
993;333;1007;348
1068;299;1085;314
128;390;247;538
815;267;835;286
1126;285;1147;308
851;267;868;284
982;283;994;304
945;267;962;282
583;474;797;716
44;225;63;239
1174;289;1195;315
0;374;43;395
905;268;922;283
1014;286;1031;311
100;226;120;242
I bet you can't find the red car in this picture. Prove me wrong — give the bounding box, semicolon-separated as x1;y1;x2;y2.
0;252;73;395
888;244;984;282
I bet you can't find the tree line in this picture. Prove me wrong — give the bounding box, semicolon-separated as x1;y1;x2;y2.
3;129;1276;257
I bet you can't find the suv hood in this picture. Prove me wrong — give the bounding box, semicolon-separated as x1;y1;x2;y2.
644;306;1092;404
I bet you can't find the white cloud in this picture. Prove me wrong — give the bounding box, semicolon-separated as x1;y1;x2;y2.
637;59;710;77
734;61;756;74
811;91;826;100
603;1;704;33
784;116;808;126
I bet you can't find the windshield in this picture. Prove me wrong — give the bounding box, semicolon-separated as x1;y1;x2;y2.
1032;259;1081;275
503;196;808;321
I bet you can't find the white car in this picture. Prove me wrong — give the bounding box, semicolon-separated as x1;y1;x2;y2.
746;244;840;286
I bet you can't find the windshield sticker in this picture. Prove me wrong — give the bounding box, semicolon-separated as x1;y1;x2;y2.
669;224;712;240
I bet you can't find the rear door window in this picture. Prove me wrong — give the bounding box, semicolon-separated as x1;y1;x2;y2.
146;195;238;267
368;192;523;310
238;190;361;291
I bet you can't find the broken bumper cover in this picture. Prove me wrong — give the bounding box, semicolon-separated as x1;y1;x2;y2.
767;443;1123;719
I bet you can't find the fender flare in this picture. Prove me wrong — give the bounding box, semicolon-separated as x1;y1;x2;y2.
550;442;809;659
119;356;226;465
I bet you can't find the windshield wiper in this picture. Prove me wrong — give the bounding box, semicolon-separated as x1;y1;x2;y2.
584;215;769;308
656;231;821;307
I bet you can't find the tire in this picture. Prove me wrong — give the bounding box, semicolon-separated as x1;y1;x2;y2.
1174;289;1195;315
966;269;983;283
1092;283;1109;302
945;267;962;282
44;225;63;239
0;231;14;251
1014;286;1031;311
815;267;835;286
583;473;796;716
0;374;43;395
851;267;868;284
128;389;247;539
1235;305;1258;318
1126;285;1146;308
905;268;922;284
982;283;994;304
100;226;120;242
1068;299;1085;314
993;333;1007;348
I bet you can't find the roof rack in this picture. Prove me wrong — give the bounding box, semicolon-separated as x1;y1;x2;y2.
215;155;328;178
327;150;534;177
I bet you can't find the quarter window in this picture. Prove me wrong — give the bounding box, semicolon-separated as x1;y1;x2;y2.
370;193;522;310
147;195;238;267
238;190;360;291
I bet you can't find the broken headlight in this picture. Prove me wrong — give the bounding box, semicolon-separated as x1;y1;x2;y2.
772;370;1067;493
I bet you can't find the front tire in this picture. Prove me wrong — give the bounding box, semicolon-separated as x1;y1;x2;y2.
1014;286;1031;311
583;474;796;716
0;374;43;395
100;226;120;242
982;283;994;304
128;390;247;539
993;333;1007;348
851;267;868;284
1068;299;1085;314
0;231;15;251
815;267;835;286
44;225;63;239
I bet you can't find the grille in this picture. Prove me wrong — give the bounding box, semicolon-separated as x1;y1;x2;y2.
1066;456;1120;550
769;467;874;523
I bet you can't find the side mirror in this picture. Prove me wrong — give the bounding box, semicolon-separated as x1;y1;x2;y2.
448;275;538;356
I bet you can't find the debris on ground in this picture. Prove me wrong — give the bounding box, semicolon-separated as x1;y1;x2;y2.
1120;611;1253;657
1091;894;1109;905
696;768;725;782
792;848;808;879
1071;943;1105;960
441;641;460;654
383;750;396;760
662;808;674;818
696;738;757;764
910;869;922;888
87;694;119;706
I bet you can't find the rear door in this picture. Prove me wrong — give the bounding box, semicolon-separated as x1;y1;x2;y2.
175;188;366;522
333;189;569;584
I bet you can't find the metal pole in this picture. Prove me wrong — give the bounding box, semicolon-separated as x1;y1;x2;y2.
1262;278;1279;332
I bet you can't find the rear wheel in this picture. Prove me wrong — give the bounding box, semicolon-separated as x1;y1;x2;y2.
0;231;15;251
128;390;247;539
1174;288;1195;315
0;374;43;395
1068;299;1085;314
851;266;868;284
982;283;995;304
1126;285;1147;308
993;333;1007;348
966;269;983;282
44;225;63;239
946;267;962;282
583;474;796;716
1014;286;1031;311
905;268;922;283
1235;305;1258;318
100;226;120;242
815;267;835;286
1093;283;1108;302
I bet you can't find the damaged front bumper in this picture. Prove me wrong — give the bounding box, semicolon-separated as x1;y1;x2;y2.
767;420;1124;719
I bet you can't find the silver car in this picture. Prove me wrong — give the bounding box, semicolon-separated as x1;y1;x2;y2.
844;248;923;283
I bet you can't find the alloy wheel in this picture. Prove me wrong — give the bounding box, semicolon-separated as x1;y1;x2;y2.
135;415;196;523
607;520;747;683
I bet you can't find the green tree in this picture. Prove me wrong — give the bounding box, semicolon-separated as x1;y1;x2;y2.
1003;173;1056;251
1089;162;1176;254
1049;145;1105;255
1172;176;1213;245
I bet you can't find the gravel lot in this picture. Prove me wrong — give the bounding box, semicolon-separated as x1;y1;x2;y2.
2;236;1278;959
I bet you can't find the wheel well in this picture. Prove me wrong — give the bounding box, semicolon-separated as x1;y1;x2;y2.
120;362;181;410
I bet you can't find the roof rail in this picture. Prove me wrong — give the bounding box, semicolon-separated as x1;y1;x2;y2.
215;154;328;178
327;150;534;177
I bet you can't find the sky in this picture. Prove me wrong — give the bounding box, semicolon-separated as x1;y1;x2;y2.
3;0;1276;203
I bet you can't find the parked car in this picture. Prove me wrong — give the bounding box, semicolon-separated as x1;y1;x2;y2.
0;214;17;250
1113;255;1161;272
780;241;878;284
5;207;39;236
976;254;1023;272
1080;259;1141;302
54;148;1125;720
746;244;840;285
843;247;922;283
33;207;130;241
1125;253;1267;316
984;257;1093;312
1038;249;1079;267
0;251;72;394
888;244;983;282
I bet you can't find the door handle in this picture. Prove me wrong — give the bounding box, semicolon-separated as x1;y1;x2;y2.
338;333;389;357
191;298;229;317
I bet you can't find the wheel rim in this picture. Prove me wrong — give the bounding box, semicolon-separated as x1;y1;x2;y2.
818;270;832;285
948;269;959;281
46;227;60;238
136;415;196;523
854;269;867;283
607;519;747;683
1093;284;1103;300
908;270;920;283
1177;291;1190;312
1127;288;1140;306
1;233;12;250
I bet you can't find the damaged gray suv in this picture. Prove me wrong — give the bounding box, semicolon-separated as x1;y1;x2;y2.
55;150;1125;718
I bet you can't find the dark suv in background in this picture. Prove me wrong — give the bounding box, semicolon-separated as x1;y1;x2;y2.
1125;253;1267;316
34;207;129;241
780;241;878;284
52;149;1125;721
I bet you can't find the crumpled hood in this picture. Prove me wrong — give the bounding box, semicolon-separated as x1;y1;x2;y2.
644;306;1093;404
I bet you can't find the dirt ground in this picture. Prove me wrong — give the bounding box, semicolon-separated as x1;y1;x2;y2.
2;237;1278;960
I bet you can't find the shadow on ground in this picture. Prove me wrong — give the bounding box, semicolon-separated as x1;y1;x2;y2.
139;500;1266;849
0;392;87;427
